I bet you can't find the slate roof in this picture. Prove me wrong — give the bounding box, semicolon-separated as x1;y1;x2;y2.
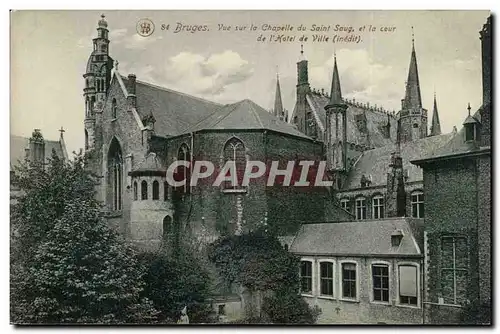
133;152;165;172
413;108;488;163
343;132;455;189
10;135;65;170
187;99;312;139
121;76;222;137
289;218;424;257
306;93;398;148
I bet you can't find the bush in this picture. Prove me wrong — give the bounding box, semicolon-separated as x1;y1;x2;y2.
262;292;320;324
459;300;491;325
137;251;212;323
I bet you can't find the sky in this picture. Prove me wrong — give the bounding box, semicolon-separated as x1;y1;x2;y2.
11;10;490;155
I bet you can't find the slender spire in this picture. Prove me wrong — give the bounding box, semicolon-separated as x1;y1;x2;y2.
273;71;284;118
327;54;344;107
403;27;422;110
430;92;442;136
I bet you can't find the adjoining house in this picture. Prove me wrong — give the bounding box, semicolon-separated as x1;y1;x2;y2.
290;218;424;324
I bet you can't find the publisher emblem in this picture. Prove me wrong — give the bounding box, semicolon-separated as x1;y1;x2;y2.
137;18;155;37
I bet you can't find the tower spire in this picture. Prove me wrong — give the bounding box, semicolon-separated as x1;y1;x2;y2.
273;69;284;119
327;54;344;107
403;27;422;110
430;92;442;136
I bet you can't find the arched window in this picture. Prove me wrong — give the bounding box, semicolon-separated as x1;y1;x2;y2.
372;195;384;219
223;137;246;190
163;216;173;241
355;197;366;220
97;79;101;92
112;98;117;118
176;144;191;194
411;191;424;218
107;137;123;211
133;181;138;200
152;180;159;200
101;78;106;92
141;180;148;200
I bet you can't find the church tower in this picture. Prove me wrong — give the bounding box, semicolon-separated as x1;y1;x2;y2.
397;29;428;143
273;73;286;121
324;54;348;188
429;92;442;136
83;14;114;151
294;45;311;133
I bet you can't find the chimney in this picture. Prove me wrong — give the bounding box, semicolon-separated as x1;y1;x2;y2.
386;151;406;217
29;129;45;167
127;74;137;108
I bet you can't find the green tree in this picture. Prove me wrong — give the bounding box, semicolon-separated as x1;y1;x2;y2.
207;230;319;323
11;152;158;324
137;250;213;323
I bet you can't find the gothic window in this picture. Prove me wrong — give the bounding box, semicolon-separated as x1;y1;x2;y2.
340;198;350;213
177;144;191;194
411;191;424;218
355;197;367;220
107;137;123;211
97;79;101;92
342;262;357;299
372;264;390;303
141;180;148;200
399;265;418;306
152;180;159;200
112;98;117;119
300;261;313;295
441;236;468;305
164;181;168;201
319;262;334;297
223;137;246;190
133;181;138;200
372;195;385;219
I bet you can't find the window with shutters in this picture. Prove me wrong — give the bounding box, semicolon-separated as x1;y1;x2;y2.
398;264;419;306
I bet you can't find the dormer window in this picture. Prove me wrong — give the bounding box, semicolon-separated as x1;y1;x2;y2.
463;103;481;143
391;230;404;247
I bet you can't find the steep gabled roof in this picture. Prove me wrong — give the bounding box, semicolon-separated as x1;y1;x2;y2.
290;218;423;257
307;93;397;148
187;99;312;139
343;132;455;188
10;135;65;169
120;76;222;137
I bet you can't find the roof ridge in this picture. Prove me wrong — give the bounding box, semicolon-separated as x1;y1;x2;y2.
129;76;223;107
246;100;265;128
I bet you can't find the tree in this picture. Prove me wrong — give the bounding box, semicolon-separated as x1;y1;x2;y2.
11;152;158;324
207;229;320;323
137;250;213;323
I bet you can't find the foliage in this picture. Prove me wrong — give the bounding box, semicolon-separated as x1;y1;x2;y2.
137;250;213;323
262;293;321;324
459;300;491;325
207;230;319;323
11;152;158;324
207;230;299;293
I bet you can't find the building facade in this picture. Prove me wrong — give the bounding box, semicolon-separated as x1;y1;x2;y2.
412;15;492;325
290;218;425;324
